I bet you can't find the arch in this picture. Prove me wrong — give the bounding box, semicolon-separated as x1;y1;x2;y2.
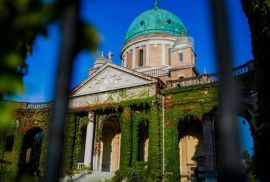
18;127;43;177
100;118;121;172
238;102;256;136
178;117;205;182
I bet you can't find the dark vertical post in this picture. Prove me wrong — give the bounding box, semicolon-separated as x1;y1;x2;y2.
43;1;80;181
203;118;217;181
209;0;244;180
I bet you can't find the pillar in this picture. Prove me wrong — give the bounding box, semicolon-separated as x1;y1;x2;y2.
84;112;95;167
146;43;150;66
148;104;161;179
132;48;136;69
120;107;132;168
92;115;101;171
162;43;166;65
203;118;218;182
124;54;127;67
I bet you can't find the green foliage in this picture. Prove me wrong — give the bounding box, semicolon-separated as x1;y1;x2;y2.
163;106;180;181
242;0;270;180
62;114;88;176
87;97;154;112
148;104;162;181
131;111;149;166
0;129;24;180
162;86;218;181
120;107;132;168
0;0;55;135
113;162;148;182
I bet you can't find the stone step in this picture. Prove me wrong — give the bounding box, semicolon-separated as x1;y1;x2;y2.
78;172;115;182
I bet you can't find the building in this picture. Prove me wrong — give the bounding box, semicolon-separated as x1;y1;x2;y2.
70;2;201;180
1;1;255;182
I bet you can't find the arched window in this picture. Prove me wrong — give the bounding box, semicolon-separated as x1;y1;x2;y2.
139;49;144;67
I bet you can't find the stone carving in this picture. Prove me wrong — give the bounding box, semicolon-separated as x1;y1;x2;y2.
88;112;95;123
107;51;114;60
75;67;149;95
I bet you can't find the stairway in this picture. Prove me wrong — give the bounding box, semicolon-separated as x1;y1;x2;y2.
78;172;115;182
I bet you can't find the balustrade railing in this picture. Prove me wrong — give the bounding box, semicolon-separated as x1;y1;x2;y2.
77;163;85;171
142;68;169;77
167;61;253;88
26;102;52;109
8;62;253;109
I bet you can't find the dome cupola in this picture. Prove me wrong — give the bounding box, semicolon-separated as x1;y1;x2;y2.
124;2;188;43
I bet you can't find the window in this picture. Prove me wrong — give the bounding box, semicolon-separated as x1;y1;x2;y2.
139;49;144;67
179;52;184;62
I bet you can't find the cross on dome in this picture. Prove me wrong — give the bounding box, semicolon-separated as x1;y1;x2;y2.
154;0;159;8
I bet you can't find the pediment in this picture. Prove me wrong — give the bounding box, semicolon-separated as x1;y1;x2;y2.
71;63;157;97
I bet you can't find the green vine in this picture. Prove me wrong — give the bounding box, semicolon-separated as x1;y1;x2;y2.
120;107;132;169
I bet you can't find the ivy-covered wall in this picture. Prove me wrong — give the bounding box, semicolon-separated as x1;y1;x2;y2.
162;84;218;181
62;114;88;176
3;81;257;181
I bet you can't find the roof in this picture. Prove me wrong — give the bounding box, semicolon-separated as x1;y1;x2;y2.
124;6;188;43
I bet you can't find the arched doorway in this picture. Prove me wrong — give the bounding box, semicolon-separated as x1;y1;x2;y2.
18;127;43;177
178;119;205;182
237;116;254;179
214;115;255;180
101;119;120;172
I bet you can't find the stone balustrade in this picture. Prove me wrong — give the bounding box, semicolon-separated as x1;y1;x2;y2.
167;61;253;88
77;163;85;171
26;102;52;109
142;68;169;77
4;61;253;109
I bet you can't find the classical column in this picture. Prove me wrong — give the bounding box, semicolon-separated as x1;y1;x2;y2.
146;43;150;66
203;118;218;182
162;43;166;65
92;115;101;171
84;112;95;167
124;54;127;67
132;48;136;69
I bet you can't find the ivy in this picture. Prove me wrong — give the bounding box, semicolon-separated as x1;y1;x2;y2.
61;114;88;176
148;103;162;181
120;107;132;169
131;111;149;166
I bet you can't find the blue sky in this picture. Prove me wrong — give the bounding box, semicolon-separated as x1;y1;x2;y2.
238;117;254;155
11;0;253;102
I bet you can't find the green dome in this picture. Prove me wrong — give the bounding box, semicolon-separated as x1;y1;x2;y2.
124;6;188;43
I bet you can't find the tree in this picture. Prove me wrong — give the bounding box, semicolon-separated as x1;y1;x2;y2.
0;0;98;180
241;0;270;181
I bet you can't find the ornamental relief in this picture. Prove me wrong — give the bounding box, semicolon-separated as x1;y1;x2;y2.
75;67;150;96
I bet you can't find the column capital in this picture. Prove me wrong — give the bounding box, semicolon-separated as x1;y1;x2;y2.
88;112;95;123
